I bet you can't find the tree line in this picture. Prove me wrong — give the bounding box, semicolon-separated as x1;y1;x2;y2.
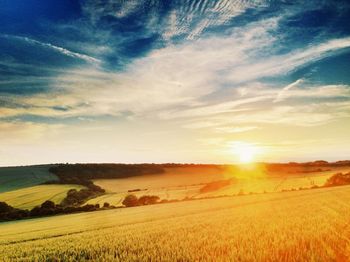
49;163;165;181
0;200;115;222
0;193;163;222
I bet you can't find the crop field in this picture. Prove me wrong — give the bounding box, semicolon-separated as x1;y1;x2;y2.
1;185;350;261
0;184;84;210
0;165;54;193
93;166;226;192
88;166;350;207
86;185;201;206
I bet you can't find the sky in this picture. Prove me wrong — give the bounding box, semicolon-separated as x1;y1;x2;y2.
1;0;350;166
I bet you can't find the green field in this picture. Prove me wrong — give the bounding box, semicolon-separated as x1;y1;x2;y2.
0;184;84;210
1;185;350;261
0;165;55;193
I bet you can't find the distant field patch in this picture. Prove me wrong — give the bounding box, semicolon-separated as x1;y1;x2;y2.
86;185;201;207
0;165;56;193
0;184;84;210
93;166;226;193
91;167;348;205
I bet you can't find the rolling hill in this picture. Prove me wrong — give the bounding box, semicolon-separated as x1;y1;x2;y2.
1;185;350;261
0;165;55;193
0;184;85;210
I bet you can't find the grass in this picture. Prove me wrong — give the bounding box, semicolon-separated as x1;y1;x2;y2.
0;165;55;193
0;184;84;210
1;185;350;261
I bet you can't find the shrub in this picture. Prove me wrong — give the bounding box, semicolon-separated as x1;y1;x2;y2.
122;195;139;207
41;200;56;209
0;202;13;214
324;172;350;187
61;188;104;207
138;195;160;205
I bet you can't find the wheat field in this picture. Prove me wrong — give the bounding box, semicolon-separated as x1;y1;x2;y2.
0;184;84;210
1;185;350;261
87;167;343;207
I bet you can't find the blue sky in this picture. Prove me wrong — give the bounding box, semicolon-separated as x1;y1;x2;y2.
1;0;350;165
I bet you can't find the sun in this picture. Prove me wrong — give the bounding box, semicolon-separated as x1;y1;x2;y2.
229;142;260;164
239;146;255;163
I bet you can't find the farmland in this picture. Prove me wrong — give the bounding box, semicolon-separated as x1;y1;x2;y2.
1;185;350;261
87;165;350;207
0;165;54;193
0;184;84;210
1;163;349;210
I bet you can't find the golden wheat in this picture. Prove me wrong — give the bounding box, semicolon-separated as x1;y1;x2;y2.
1;185;350;261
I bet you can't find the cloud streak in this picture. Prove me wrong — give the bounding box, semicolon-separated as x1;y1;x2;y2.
2;34;101;64
2;15;350;126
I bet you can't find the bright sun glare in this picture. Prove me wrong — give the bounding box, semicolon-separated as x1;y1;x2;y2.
229;142;260;164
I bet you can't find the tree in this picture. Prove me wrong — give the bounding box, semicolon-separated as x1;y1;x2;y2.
122;194;139;207
138;195;160;205
103;202;110;208
41;200;56;209
325;172;350;187
0;202;13;214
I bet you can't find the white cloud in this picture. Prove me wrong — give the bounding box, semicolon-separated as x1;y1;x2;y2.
165;0;268;40
2;14;350;131
274;79;304;102
225;37;350;83
214;126;258;133
2;35;101;64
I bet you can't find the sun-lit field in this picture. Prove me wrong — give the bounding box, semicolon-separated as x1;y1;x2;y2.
1;185;350;261
87;166;350;207
86;185;201;206
1;0;350;261
0;184;84;210
93;166;226;192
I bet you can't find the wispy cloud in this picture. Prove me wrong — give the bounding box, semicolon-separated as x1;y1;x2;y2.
1;0;350;164
2;34;101;64
2;15;350;125
274;79;304;102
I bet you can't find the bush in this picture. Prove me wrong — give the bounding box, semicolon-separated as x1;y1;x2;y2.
0;202;30;221
138;195;160;205
122;195;139;207
324;172;350;187
122;194;161;207
61;188;104;207
0;202;13;214
41;200;56;209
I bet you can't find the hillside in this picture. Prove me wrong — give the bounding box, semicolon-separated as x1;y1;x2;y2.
0;184;85;210
86;164;350;207
1;163;350;210
0;165;55;193
1;185;350;261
